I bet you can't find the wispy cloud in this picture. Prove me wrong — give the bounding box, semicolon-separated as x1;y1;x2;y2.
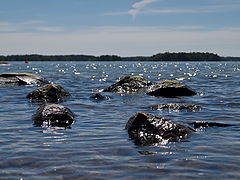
128;0;160;19
0;20;65;33
0;21;17;32
132;0;160;9
105;0;240;17
35;26;65;33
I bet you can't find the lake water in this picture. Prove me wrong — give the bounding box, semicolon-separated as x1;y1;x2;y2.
0;61;240;180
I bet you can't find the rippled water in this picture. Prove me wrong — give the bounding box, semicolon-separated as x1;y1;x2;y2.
0;61;240;180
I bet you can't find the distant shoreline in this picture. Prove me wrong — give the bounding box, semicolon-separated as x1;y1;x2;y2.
1;52;240;61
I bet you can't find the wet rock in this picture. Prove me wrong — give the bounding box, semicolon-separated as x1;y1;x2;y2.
89;93;111;100
0;61;10;66
33;104;75;128
0;73;49;86
27;83;71;103
148;103;202;112
103;76;151;94
188;121;233;129
146;80;196;97
125;112;193;146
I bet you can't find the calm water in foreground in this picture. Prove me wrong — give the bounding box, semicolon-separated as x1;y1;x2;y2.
0;61;240;180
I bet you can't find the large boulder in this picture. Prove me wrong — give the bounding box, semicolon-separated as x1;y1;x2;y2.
146;80;196;97
0;73;48;86
103;76;151;94
27;83;71;103
33;104;75;128
148;103;202;112
125;112;193;146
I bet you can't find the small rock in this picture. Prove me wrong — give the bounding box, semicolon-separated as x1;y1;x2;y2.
89;93;111;100
27;83;71;103
33;104;75;128
126;112;193;146
104;76;151;94
146;80;196;97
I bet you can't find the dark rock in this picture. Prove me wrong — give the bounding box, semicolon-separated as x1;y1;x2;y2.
125;112;193;146
33;104;75;128
146;80;196;97
89;93;111;100
0;73;49;86
104;76;151;94
148;103;202;112
188;121;233;129
27;83;71;103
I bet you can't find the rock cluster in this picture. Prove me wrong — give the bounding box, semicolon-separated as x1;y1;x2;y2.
104;76;196;97
3;71;232;145
103;75;232;146
1;72;74;128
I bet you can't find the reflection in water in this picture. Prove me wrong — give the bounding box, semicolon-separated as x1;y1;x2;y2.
38;127;68;146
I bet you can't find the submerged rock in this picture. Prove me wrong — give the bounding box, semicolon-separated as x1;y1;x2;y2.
0;73;48;86
188;121;233;129
89;93;111;100
125;112;193;146
104;76;151;94
27;83;71;103
148;103;202;112
146;80;196;97
33;104;75;128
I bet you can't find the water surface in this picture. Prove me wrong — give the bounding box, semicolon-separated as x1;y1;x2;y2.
0;61;240;179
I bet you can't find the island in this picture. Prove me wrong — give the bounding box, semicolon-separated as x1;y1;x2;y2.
0;52;239;62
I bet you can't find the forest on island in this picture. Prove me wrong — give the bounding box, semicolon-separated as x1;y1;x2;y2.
0;52;239;62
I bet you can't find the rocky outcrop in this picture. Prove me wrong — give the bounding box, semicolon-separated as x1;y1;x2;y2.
125;112;193;146
0;73;48;86
146;80;196;97
104;76;151;94
33;104;75;128
148;103;202;112
89;93;111;100
27;83;71;103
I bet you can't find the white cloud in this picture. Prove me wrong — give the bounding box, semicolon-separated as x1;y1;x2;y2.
1;26;240;56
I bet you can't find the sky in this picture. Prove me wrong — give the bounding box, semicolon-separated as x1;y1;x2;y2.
0;0;240;57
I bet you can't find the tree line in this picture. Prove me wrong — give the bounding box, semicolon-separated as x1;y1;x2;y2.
0;52;239;61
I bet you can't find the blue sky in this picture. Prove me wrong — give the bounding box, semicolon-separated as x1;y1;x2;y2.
0;0;240;56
